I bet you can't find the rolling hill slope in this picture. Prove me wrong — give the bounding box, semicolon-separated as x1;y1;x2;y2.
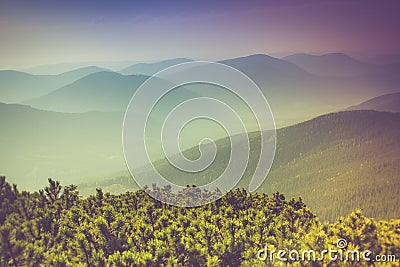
26;71;149;113
260;110;400;221
102;110;400;221
0;103;125;190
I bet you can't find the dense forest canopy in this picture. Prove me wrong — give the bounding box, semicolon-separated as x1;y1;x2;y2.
0;176;398;266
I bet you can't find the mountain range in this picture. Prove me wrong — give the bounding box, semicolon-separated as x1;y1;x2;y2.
1;53;400;222
22;61;136;75
283;53;377;77
17;53;400;128
119;58;193;76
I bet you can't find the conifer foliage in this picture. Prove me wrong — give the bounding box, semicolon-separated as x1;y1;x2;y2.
0;176;398;266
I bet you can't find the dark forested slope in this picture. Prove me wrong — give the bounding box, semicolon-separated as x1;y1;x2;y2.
134;110;400;221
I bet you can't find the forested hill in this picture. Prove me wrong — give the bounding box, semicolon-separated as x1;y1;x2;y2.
263;110;400;221
134;110;400;221
0;177;399;266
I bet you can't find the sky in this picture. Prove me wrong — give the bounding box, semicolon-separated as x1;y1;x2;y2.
1;0;400;69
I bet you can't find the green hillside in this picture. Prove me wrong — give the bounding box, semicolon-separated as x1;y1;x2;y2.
107;110;400;221
261;110;400;221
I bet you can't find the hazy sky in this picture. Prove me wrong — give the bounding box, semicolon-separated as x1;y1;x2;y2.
1;0;400;69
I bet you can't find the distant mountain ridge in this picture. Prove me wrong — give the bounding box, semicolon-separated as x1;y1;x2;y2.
0;66;110;103
218;54;400;127
347;92;400;113
220;54;311;80
51;66;111;81
6;53;400;127
283;53;377;76
26;71;149;113
22;61;134;75
120;58;193;75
